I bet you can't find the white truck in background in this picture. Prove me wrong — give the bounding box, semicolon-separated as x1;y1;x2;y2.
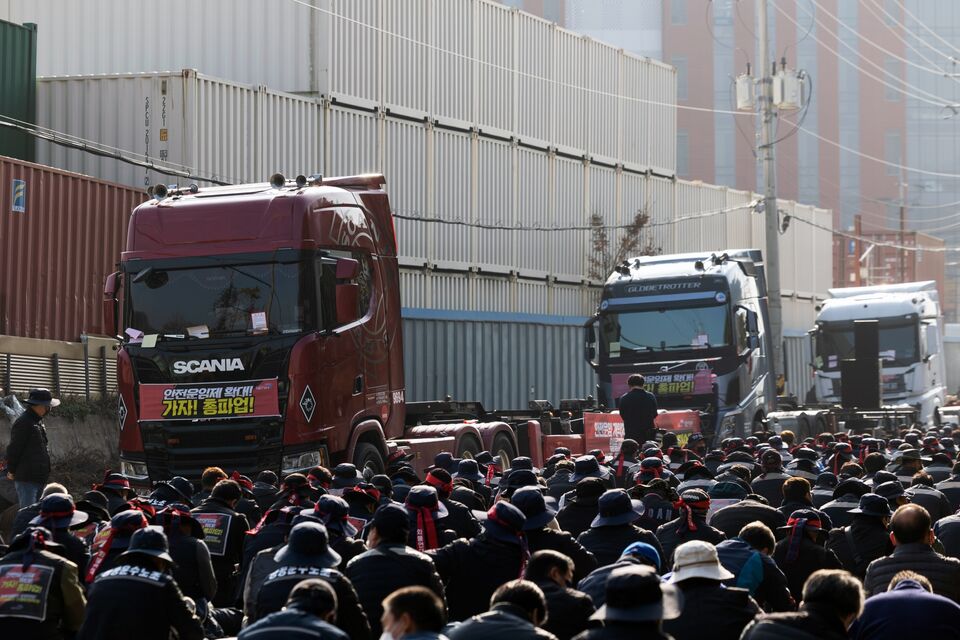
810;281;946;425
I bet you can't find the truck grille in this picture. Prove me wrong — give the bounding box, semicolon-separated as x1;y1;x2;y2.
140;419;283;481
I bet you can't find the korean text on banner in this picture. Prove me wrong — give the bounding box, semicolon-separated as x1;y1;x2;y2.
139;378;280;421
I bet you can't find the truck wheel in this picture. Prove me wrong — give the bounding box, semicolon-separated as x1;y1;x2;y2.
353;442;384;477
492;433;516;469
457;435;482;458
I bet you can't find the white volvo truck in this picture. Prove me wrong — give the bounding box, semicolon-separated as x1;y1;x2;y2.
811;281;946;424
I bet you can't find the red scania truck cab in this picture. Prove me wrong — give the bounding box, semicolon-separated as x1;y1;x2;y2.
104;174;416;484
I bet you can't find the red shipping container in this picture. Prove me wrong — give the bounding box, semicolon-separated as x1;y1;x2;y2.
0;156;144;341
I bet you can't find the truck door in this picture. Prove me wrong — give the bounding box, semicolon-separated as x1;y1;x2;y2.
359;255;394;425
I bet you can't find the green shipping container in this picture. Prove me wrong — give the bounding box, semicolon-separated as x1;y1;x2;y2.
0;19;36;162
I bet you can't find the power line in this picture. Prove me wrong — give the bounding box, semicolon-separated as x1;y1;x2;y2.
894;0;960;59
0;116;230;186
792;214;960;252
807;0;960;79
862;0;960;77
773;0;959;108
392;200;761;232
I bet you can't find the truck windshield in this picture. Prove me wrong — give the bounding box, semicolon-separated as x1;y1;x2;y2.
816;322;919;369
126;260;315;338
600;303;732;357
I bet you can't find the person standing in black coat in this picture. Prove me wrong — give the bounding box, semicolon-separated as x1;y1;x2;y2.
824;493;893;579
345;503;445;638
576;489;664;569
430;502;530;621
773;509;842;601
78;527;204;640
617;374;658;445
190;479;251;606
524;550;595;640
5;388;57;509
662;540;761;640
511;486;598;583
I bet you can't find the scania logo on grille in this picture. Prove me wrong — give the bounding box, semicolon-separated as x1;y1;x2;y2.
172;358;244;374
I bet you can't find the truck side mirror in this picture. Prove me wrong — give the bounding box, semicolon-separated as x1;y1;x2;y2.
103;271;120;337
335;283;360;325
925;326;939;359
747;335;760;350
746;309;759;335
584;317;598;364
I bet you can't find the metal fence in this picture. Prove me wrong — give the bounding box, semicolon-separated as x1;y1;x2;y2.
1;341;117;398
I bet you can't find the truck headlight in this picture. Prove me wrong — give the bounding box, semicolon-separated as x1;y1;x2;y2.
282;451;321;475
120;460;149;479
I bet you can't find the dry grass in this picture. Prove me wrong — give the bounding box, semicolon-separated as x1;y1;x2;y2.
51;448;120;500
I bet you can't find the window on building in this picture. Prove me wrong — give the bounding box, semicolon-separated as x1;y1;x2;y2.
678;129;690;178
885;57;901;101
885;130;902;176
671;0;687;25
673;56;688;101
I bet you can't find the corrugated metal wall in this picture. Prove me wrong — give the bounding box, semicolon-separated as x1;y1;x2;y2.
0;19;36;161
402;311;594;408
0;156;145;341
5;0;677;176
784;333;814;401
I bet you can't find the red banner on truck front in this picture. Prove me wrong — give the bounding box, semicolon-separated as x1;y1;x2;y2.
584;410;701;457
139;378;280;421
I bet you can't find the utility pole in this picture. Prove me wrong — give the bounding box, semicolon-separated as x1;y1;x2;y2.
758;0;783;385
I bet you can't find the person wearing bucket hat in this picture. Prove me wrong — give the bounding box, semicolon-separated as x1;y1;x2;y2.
635;457;677;487
79;527;205;640
29;492;90;575
773;509;842;600
404;485;455;551
923;452;953;483
905;472;954;523
655;489;725;572
891;448;931;486
577;490;663;568
85;509;150;582
821;478;870;528
268;472;318;510
570;455;613;487
511;486;599;583
0;525;86;639
430;501;531;621
663;540;759;640
330;463;363;494
424;468;482;539
427;452;461;475
6;388;59;509
93;470;136;515
811;472;839;508
556;477;606;538
825;494;893;580
245;521;370;638
154;505;217;605
345;503;445;637
74;489;111;545
579;565;681;640
148;476;195;510
455;458;493;505
300;494;366;570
